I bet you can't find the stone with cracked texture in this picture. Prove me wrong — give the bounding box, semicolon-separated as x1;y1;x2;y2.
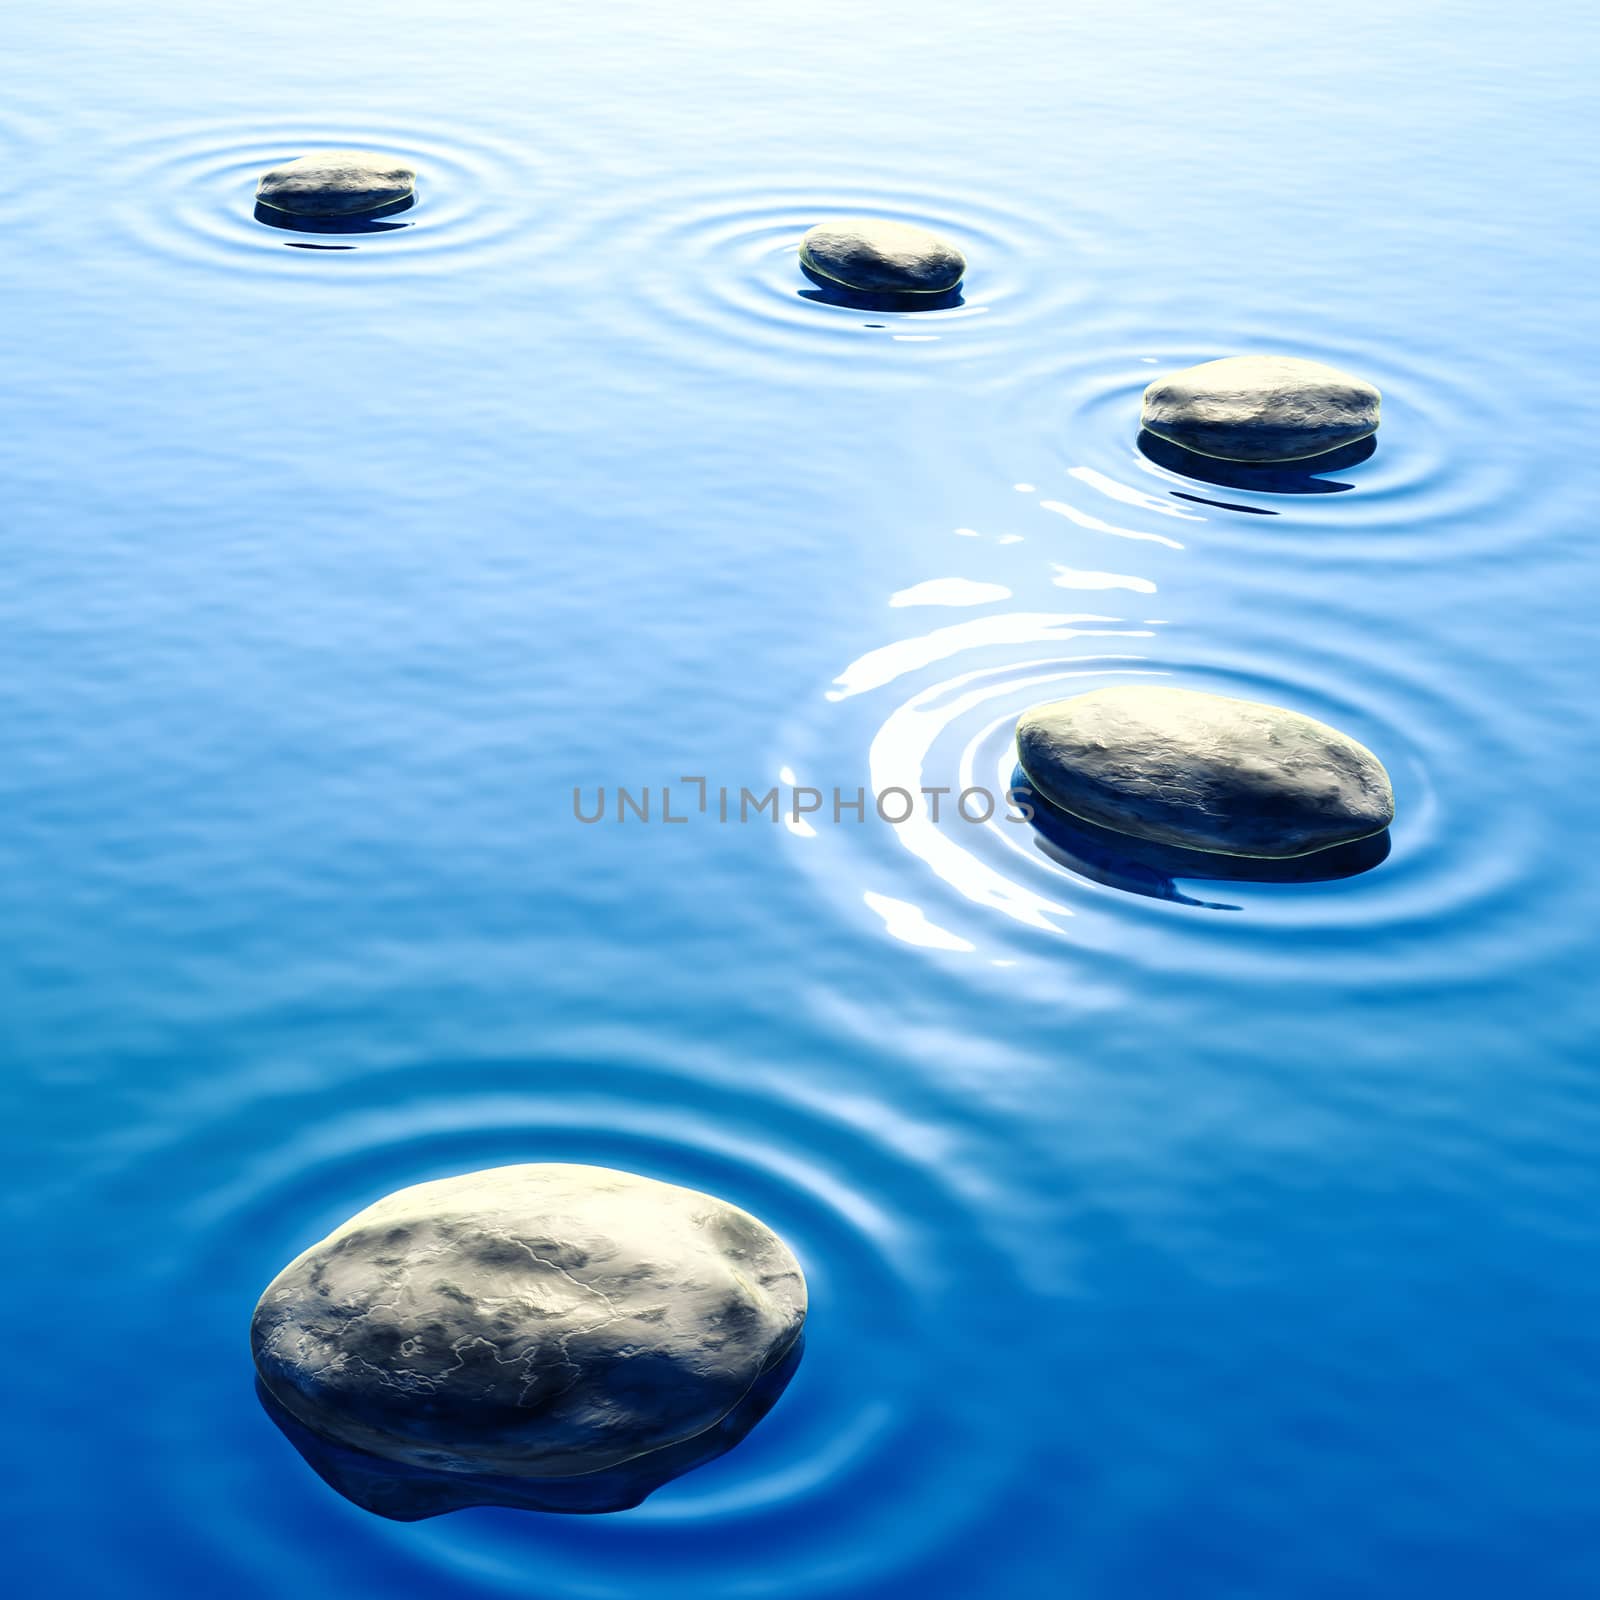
1016;685;1393;858
1140;355;1380;462
255;150;415;217
800;218;965;294
251;1163;806;1517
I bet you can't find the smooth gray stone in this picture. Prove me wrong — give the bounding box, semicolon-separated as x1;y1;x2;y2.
800;218;965;294
1015;685;1394;858
1140;355;1380;462
256;150;415;217
252;1164;806;1515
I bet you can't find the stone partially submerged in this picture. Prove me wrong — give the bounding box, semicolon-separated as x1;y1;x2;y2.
256;150;416;218
252;1164;807;1518
1015;685;1393;858
1140;355;1380;462
800;218;965;295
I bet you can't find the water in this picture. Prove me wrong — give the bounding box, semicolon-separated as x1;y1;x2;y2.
4;2;1598;1594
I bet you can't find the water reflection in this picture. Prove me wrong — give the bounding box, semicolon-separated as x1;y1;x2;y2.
256;1337;805;1521
1014;770;1391;909
1138;428;1376;498
798;260;964;313
253;194;416;235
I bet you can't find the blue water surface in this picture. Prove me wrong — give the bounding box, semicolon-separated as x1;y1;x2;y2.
4;3;1598;1595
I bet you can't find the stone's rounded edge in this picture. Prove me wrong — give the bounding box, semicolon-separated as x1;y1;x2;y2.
254;149;417;218
1015;687;1395;861
1137;414;1382;464
1139;355;1382;463
1012;761;1394;904
256;1334;807;1520
1019;771;1393;861
249;1163;807;1490
251;183;416;220
798;218;966;296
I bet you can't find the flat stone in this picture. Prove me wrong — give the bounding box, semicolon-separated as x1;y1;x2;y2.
800;218;965;294
256;150;415;217
1015;685;1393;858
1140;355;1380;462
252;1164;806;1516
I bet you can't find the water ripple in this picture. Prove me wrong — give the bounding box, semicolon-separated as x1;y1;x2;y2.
990;324;1536;564
779;583;1562;988
109;117;591;277
0;94;54;228
94;1052;1050;1599
605;173;1113;382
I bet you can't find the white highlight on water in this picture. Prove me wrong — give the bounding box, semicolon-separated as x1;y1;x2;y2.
863;891;976;952
890;578;1013;609
1050;564;1157;594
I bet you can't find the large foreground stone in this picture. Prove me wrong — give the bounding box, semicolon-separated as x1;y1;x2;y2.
256;150;416;217
800;218;965;294
1140;355;1380;462
252;1164;806;1517
1015;686;1393;858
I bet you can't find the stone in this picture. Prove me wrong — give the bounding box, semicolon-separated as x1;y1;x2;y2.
800;218;965;294
251;1164;807;1517
1015;685;1393;858
1140;355;1380;462
256;150;416;218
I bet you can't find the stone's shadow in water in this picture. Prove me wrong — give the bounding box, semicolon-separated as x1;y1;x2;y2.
256;1335;805;1521
252;195;416;236
1012;772;1391;910
798;260;964;314
1171;491;1279;517
1137;428;1376;502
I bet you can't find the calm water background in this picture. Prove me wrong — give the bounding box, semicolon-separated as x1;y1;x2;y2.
4;2;1598;1595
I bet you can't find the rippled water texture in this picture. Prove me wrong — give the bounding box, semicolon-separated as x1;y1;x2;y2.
4;4;1599;1597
